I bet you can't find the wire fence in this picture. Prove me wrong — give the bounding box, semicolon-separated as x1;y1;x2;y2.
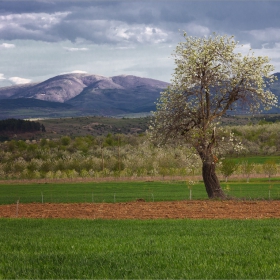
0;181;280;204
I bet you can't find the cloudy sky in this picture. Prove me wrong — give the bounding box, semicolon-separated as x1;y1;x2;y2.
0;0;280;87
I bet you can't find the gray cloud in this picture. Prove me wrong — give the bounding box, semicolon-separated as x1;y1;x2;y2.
1;1;280;47
0;11;70;41
1;0;280;84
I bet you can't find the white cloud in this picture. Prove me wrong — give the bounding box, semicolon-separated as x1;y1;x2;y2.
60;70;88;74
110;46;136;50
235;43;252;55
9;77;32;85
235;43;280;73
184;22;210;37
246;28;280;42
70;70;88;73
108;22;169;44
69;19;169;45
0;43;15;49
139;27;168;44
63;47;89;52
0;74;6;80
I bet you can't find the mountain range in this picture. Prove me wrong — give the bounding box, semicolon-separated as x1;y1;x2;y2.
0;72;280;120
0;73;169;119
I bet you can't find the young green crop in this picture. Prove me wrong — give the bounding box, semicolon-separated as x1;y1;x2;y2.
0;218;279;279
0;181;207;204
0;180;280;205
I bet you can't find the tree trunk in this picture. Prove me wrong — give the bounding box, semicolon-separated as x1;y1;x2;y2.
202;158;227;199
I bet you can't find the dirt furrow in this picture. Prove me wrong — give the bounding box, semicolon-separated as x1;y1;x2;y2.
1;200;280;219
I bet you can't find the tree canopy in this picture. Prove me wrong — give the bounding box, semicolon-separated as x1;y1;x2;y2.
150;33;277;198
0;118;45;134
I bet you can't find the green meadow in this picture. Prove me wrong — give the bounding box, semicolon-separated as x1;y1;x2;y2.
1;179;280;279
1;180;280;205
232;155;280;164
0;218;280;279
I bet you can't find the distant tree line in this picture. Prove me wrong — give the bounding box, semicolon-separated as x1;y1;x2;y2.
0;118;46;133
0;128;279;181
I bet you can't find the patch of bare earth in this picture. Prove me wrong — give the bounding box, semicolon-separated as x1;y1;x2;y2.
1;200;280;219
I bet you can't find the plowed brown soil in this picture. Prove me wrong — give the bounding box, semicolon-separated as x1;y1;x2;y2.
1;200;280;219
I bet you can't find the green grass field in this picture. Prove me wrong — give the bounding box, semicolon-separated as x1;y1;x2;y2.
1;180;280;279
0;218;279;279
1;180;280;205
0;181;204;204
231;155;280;164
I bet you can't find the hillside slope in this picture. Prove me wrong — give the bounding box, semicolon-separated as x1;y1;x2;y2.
0;73;169;119
1;72;280;119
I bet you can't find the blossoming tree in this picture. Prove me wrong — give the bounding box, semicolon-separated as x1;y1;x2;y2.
150;33;277;198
